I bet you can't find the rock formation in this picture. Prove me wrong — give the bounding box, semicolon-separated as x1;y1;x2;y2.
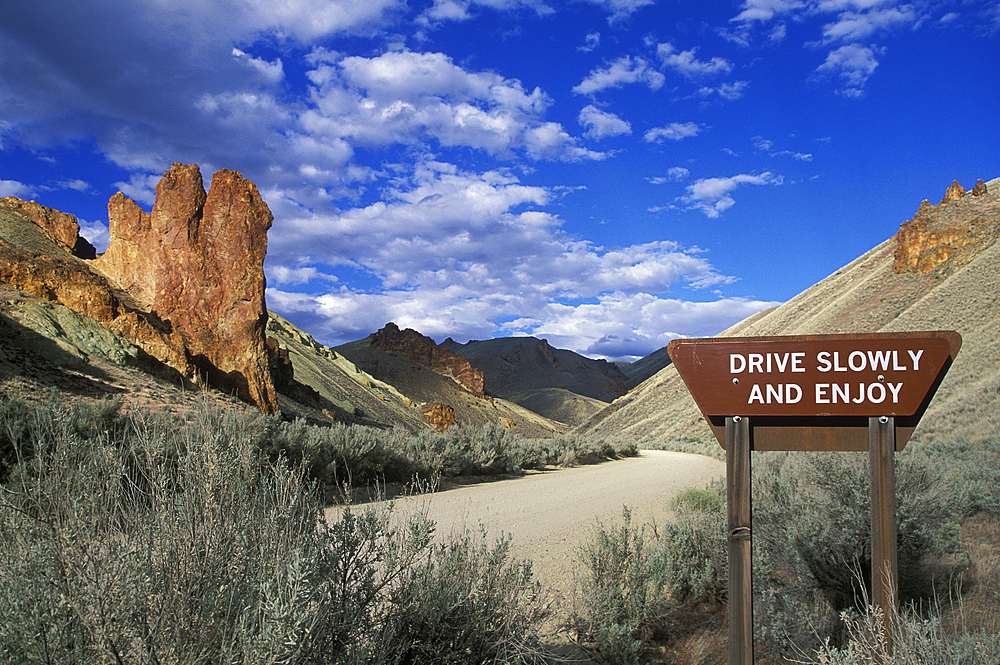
0;197;95;258
370;322;485;397
95;163;278;413
0;204;195;381
893;178;998;275
421;402;456;431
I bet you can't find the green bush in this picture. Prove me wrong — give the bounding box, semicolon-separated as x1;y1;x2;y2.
655;481;727;605
378;527;543;664
576;507;659;665
0;397;546;664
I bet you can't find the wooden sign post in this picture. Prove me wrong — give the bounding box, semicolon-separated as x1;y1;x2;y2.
668;331;961;664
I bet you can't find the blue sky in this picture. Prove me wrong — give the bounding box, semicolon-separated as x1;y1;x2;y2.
1;0;997;360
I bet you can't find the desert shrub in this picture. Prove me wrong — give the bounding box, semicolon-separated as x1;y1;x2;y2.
803;603;1000;664
0;396;36;484
907;438;1000;519
377;527;543;664
752;451;958;619
0;398;547;664
408;422;523;477
576;507;661;665
653;481;727;605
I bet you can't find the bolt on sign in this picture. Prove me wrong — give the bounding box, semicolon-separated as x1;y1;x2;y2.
667;331;961;665
668;331;962;451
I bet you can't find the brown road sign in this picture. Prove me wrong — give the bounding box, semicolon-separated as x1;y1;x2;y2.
667;331;961;451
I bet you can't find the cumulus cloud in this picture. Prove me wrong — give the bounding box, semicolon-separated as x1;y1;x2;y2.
656;43;733;78
731;0;807;24
263;159;740;355
578;105;631;139
643;122;701;143
821;5;923;43
696;80;750;101
232;48;284;84
682;172;783;218
0;179;33;198
528;294;782;359
77;219;110;254
419;0;554;24
579;32;601;52
573;56;665;95
813;43;881;97
306;50;603;161
729;0;929;96
583;0;656;24
648;167;690;184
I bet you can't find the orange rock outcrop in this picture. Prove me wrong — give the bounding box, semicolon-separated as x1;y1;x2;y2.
893;179;997;275
421;402;457;431
95;163;278;413
371;322;485;397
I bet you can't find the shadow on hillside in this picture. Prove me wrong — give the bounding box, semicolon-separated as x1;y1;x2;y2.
0;311;126;399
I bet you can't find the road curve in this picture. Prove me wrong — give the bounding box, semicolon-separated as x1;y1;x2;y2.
328;450;724;603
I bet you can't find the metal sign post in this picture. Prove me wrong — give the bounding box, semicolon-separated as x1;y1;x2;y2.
726;416;752;665
870;415;897;652
668;331;961;664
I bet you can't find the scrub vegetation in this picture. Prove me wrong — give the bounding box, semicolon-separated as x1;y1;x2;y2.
2;393;997;664
575;442;1000;664
0;395;566;664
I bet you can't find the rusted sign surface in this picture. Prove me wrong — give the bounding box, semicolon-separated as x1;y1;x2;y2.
667;331;961;451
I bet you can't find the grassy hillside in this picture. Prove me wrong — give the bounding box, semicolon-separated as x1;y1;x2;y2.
578;178;1000;451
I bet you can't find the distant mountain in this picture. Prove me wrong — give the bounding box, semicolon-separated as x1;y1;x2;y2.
620;345;673;390
333;326;564;437
577;178;1000;449
438;336;628;425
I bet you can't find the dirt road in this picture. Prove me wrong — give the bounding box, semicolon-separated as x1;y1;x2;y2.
331;450;724;605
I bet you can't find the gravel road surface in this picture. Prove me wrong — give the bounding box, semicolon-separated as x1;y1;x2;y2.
330;450;724;606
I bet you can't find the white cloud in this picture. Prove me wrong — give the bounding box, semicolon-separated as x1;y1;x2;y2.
648;167;690;184
77;219;110;254
682;172;783;217
0;179;33;198
813;44;881;97
578;105;632;139
644;122;701;143
696;80;750;101
304;50;602;161
232;48;284;84
656;43;733;78
579;32;601;52
263;159;739;356
419;0;554;24
583;0;656;24
821;5;923;43
731;0;806;24
112;173;162;207
573;56;665;95
526;294;782;359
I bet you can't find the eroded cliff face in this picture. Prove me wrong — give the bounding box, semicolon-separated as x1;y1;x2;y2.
371;322;486;398
0;197;96;258
893;178;998;275
95;163;278;413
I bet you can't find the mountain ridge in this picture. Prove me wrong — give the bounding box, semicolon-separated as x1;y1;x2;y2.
576;177;1000;449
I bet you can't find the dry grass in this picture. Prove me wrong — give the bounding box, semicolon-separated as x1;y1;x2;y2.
942;513;1000;637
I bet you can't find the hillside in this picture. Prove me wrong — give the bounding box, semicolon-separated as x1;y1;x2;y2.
438;336;628;425
333;334;564;437
578;178;1000;449
0;167;572;437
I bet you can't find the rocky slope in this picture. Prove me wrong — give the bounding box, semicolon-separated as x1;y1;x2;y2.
438;336;628;425
335;333;565;437
577;178;1000;449
0;169;566;436
95;163;277;413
